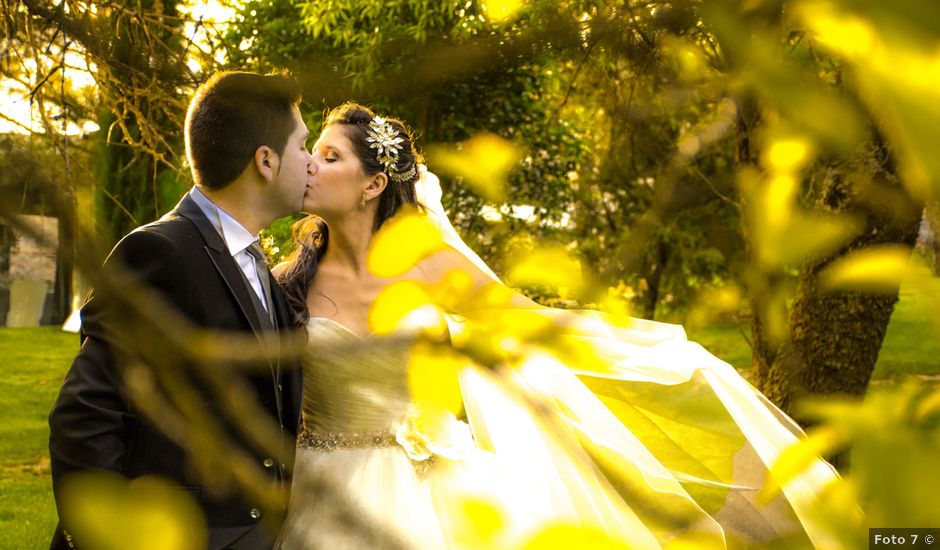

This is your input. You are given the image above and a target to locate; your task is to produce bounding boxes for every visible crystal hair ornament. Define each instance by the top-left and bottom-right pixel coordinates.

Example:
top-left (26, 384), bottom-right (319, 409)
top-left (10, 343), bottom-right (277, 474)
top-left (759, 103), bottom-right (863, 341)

top-left (366, 116), bottom-right (416, 183)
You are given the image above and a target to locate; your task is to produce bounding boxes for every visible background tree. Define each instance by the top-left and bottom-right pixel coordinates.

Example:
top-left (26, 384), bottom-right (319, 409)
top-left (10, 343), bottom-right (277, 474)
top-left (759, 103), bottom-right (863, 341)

top-left (8, 0), bottom-right (938, 411)
top-left (222, 0), bottom-right (589, 273)
top-left (10, 0), bottom-right (223, 245)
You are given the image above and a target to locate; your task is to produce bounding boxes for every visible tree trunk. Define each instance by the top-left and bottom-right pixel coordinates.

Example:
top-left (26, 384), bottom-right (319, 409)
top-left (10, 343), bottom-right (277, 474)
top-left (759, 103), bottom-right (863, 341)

top-left (924, 202), bottom-right (940, 275)
top-left (755, 163), bottom-right (922, 413)
top-left (640, 234), bottom-right (670, 320)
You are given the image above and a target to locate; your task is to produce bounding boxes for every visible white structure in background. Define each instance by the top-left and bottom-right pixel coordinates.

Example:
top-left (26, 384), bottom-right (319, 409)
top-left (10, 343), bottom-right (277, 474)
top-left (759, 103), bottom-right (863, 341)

top-left (7, 215), bottom-right (58, 327)
top-left (61, 271), bottom-right (84, 333)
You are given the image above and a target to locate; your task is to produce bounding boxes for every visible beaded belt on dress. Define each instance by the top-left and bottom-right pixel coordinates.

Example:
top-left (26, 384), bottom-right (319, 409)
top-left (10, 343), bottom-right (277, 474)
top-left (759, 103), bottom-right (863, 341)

top-left (298, 429), bottom-right (397, 451)
top-left (298, 429), bottom-right (437, 477)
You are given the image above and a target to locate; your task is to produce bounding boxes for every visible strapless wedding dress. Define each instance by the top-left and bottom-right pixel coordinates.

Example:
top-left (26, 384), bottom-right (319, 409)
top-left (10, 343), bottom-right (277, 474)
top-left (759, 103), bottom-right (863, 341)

top-left (277, 314), bottom-right (839, 549)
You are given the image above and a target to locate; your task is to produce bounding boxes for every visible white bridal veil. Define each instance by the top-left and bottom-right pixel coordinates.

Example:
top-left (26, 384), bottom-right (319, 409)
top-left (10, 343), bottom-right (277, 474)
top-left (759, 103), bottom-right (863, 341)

top-left (412, 167), bottom-right (843, 549)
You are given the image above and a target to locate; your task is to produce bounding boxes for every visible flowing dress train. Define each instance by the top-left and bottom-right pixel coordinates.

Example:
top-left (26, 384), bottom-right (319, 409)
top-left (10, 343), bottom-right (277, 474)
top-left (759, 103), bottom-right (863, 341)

top-left (277, 313), bottom-right (838, 549)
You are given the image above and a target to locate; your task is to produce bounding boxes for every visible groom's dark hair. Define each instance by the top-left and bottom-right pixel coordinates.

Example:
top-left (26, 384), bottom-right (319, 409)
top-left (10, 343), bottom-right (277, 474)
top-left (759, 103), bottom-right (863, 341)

top-left (185, 71), bottom-right (302, 190)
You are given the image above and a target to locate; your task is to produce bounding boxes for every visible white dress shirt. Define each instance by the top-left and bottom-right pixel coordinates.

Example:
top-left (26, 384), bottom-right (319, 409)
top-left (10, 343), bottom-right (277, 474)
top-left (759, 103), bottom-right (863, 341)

top-left (189, 186), bottom-right (269, 311)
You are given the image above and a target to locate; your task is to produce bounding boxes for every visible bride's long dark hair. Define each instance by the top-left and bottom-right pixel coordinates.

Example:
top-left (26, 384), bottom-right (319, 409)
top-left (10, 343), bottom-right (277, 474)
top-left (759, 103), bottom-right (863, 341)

top-left (277, 103), bottom-right (423, 327)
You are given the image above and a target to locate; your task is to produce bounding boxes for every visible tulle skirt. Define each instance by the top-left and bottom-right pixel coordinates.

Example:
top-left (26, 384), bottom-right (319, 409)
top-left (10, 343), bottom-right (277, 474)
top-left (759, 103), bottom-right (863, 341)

top-left (278, 312), bottom-right (841, 549)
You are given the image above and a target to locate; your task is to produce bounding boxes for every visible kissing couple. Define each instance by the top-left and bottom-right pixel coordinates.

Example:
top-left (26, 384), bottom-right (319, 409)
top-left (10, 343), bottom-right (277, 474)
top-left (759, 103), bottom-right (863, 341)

top-left (49, 70), bottom-right (841, 550)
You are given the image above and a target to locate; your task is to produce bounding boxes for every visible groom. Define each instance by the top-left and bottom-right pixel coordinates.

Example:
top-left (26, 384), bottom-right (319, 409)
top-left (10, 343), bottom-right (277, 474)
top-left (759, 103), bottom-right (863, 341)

top-left (48, 71), bottom-right (312, 549)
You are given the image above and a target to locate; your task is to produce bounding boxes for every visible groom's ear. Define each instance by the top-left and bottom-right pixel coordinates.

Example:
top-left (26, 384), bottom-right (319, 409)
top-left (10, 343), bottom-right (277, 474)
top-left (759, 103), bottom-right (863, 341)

top-left (254, 146), bottom-right (278, 182)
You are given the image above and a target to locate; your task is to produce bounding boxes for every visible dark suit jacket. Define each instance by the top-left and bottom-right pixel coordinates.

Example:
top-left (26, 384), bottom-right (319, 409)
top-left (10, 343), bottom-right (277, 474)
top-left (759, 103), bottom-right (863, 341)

top-left (48, 194), bottom-right (303, 550)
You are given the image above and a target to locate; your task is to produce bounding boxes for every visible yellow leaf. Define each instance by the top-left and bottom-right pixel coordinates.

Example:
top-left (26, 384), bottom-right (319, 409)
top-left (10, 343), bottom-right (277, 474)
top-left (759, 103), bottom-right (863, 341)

top-left (448, 497), bottom-right (507, 547)
top-left (367, 207), bottom-right (446, 278)
top-left (408, 342), bottom-right (467, 415)
top-left (520, 523), bottom-right (635, 550)
top-left (428, 134), bottom-right (523, 201)
top-left (755, 211), bottom-right (861, 270)
top-left (475, 282), bottom-right (517, 309)
top-left (685, 284), bottom-right (742, 329)
top-left (426, 268), bottom-right (478, 312)
top-left (483, 0), bottom-right (524, 24)
top-left (506, 246), bottom-right (583, 295)
top-left (759, 281), bottom-right (790, 345)
top-left (598, 290), bottom-right (634, 328)
top-left (59, 473), bottom-right (207, 550)
top-left (369, 280), bottom-right (443, 336)
top-left (761, 425), bottom-right (847, 503)
top-left (915, 387), bottom-right (940, 423)
top-left (763, 137), bottom-right (813, 172)
top-left (819, 245), bottom-right (912, 293)
top-left (796, 2), bottom-right (940, 201)
top-left (798, 5), bottom-right (875, 61)
top-left (661, 36), bottom-right (710, 84)
top-left (763, 174), bottom-right (798, 230)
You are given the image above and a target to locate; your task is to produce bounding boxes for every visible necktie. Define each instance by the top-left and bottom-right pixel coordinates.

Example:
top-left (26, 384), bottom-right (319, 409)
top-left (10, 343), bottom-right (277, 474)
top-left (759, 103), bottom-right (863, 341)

top-left (246, 241), bottom-right (274, 323)
top-left (247, 242), bottom-right (283, 429)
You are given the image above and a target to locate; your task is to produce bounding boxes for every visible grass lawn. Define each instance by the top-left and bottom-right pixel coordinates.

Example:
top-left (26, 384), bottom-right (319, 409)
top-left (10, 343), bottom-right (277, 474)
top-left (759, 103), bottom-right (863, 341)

top-left (3, 264), bottom-right (938, 546)
top-left (687, 260), bottom-right (940, 380)
top-left (0, 327), bottom-right (77, 549)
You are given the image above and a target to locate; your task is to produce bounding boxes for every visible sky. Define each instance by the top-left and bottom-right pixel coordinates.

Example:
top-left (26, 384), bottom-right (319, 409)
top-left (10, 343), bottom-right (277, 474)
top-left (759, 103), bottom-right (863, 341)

top-left (0, 50), bottom-right (98, 135)
top-left (0, 0), bottom-right (236, 136)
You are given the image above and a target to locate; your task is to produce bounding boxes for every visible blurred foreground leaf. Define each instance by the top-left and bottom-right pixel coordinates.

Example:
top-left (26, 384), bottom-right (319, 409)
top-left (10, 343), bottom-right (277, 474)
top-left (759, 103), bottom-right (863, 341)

top-left (520, 523), bottom-right (634, 550)
top-left (684, 284), bottom-right (743, 329)
top-left (505, 245), bottom-right (584, 298)
top-left (797, 0), bottom-right (940, 201)
top-left (428, 134), bottom-right (523, 202)
top-left (738, 163), bottom-right (863, 271)
top-left (368, 207), bottom-right (447, 278)
top-left (450, 497), bottom-right (507, 548)
top-left (483, 0), bottom-right (524, 25)
top-left (779, 381), bottom-right (940, 547)
top-left (761, 425), bottom-right (846, 503)
top-left (819, 245), bottom-right (913, 293)
top-left (408, 342), bottom-right (466, 415)
top-left (369, 280), bottom-right (441, 335)
top-left (59, 473), bottom-right (207, 550)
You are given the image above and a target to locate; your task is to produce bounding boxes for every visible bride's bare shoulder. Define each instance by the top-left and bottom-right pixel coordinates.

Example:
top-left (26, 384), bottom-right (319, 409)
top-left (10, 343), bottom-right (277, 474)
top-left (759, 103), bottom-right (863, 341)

top-left (414, 247), bottom-right (541, 309)
top-left (417, 246), bottom-right (484, 281)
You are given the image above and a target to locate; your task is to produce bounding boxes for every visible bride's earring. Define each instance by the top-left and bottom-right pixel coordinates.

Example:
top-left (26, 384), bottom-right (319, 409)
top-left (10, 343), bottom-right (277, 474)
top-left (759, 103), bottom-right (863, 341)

top-left (359, 193), bottom-right (366, 209)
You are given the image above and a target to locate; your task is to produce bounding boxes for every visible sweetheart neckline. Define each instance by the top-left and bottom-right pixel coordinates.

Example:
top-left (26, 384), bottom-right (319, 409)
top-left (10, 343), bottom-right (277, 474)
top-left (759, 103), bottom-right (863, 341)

top-left (307, 316), bottom-right (369, 340)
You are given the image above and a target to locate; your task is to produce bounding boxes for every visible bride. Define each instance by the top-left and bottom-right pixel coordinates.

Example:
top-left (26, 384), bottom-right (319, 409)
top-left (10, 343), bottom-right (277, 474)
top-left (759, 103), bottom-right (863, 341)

top-left (273, 103), bottom-right (841, 549)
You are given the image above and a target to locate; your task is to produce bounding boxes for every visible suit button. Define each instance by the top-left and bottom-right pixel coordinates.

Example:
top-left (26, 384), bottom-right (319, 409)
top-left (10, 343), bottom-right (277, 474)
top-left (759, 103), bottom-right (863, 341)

top-left (263, 458), bottom-right (274, 469)
top-left (250, 508), bottom-right (262, 520)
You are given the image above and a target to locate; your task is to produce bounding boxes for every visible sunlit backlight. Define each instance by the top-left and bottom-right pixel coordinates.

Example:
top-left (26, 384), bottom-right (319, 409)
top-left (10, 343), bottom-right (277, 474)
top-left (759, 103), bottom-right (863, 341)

top-left (179, 1), bottom-right (239, 69)
top-left (179, 0), bottom-right (237, 24)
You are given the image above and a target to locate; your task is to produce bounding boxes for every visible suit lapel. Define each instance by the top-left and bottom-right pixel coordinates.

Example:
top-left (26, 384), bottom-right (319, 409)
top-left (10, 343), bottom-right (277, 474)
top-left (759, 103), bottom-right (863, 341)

top-left (174, 194), bottom-right (269, 341)
top-left (171, 193), bottom-right (292, 432)
top-left (269, 277), bottom-right (303, 432)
